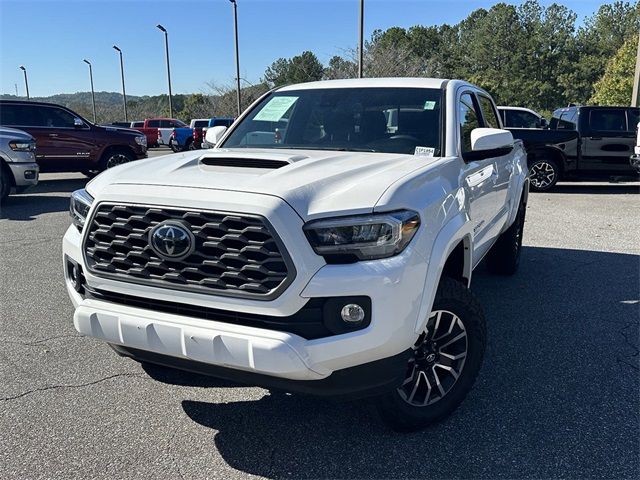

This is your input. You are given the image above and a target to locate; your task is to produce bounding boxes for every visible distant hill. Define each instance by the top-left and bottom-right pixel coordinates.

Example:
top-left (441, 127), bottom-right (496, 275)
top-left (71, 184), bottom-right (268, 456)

top-left (0, 91), bottom-right (192, 123)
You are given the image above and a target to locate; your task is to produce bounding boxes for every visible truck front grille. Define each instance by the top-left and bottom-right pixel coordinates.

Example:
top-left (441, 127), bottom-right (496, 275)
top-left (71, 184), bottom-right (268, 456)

top-left (83, 203), bottom-right (294, 299)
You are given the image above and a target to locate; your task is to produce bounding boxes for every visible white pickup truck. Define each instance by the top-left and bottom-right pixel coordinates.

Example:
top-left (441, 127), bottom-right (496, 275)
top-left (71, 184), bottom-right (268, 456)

top-left (64, 78), bottom-right (528, 431)
top-left (631, 122), bottom-right (640, 172)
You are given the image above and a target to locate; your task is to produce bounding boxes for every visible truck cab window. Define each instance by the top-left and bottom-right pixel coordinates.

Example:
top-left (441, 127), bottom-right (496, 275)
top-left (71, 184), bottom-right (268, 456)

top-left (589, 110), bottom-right (626, 132)
top-left (478, 96), bottom-right (500, 128)
top-left (459, 93), bottom-right (480, 153)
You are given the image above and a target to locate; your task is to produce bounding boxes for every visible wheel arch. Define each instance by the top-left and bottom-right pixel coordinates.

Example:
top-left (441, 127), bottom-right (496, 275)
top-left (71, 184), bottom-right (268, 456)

top-left (527, 146), bottom-right (566, 173)
top-left (100, 144), bottom-right (136, 161)
top-left (414, 215), bottom-right (474, 334)
top-left (0, 156), bottom-right (16, 187)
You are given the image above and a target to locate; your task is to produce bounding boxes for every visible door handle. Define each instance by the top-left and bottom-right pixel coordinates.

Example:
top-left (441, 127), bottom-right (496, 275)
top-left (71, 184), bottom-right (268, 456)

top-left (49, 133), bottom-right (59, 137)
top-left (590, 137), bottom-right (602, 140)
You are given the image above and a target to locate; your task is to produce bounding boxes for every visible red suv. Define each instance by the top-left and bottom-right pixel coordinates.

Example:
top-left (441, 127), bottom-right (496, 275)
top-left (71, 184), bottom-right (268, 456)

top-left (0, 100), bottom-right (147, 174)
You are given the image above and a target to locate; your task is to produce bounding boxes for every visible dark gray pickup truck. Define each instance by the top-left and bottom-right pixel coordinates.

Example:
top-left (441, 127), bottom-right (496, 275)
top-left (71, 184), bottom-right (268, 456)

top-left (509, 105), bottom-right (640, 191)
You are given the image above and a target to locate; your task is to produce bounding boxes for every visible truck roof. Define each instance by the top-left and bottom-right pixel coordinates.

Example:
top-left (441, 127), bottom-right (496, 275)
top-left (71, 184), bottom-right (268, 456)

top-left (277, 77), bottom-right (450, 91)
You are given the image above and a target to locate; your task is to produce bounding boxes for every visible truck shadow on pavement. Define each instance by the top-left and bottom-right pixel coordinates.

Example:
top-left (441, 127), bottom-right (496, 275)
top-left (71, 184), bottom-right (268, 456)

top-left (169, 246), bottom-right (639, 479)
top-left (0, 177), bottom-right (87, 221)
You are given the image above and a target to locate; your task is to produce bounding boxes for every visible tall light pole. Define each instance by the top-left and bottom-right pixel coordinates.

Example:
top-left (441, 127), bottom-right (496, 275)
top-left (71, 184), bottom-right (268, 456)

top-left (230, 0), bottom-right (241, 116)
top-left (112, 45), bottom-right (128, 122)
top-left (19, 65), bottom-right (29, 99)
top-left (358, 0), bottom-right (364, 78)
top-left (83, 59), bottom-right (97, 123)
top-left (156, 24), bottom-right (173, 118)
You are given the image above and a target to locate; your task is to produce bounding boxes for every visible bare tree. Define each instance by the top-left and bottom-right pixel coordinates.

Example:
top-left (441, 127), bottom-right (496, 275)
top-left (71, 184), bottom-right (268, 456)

top-left (205, 81), bottom-right (270, 117)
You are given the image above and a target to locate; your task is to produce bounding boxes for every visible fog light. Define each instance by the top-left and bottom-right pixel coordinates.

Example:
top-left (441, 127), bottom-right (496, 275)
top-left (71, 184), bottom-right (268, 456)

top-left (66, 257), bottom-right (85, 294)
top-left (24, 170), bottom-right (36, 180)
top-left (340, 303), bottom-right (365, 323)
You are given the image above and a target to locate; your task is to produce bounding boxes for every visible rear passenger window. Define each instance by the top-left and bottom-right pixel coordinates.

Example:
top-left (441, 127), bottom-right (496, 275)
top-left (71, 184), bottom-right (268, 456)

top-left (148, 120), bottom-right (160, 128)
top-left (477, 95), bottom-right (500, 128)
top-left (459, 93), bottom-right (481, 153)
top-left (0, 104), bottom-right (19, 125)
top-left (0, 104), bottom-right (38, 126)
top-left (589, 109), bottom-right (627, 132)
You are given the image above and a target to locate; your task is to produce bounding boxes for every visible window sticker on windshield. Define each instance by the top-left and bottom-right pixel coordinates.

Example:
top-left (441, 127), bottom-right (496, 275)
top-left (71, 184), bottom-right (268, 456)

top-left (253, 96), bottom-right (298, 122)
top-left (415, 146), bottom-right (435, 157)
top-left (423, 100), bottom-right (436, 110)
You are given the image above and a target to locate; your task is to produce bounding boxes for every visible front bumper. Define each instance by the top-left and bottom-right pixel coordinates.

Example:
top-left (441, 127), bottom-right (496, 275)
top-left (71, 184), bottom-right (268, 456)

top-left (63, 186), bottom-right (428, 393)
top-left (133, 144), bottom-right (147, 159)
top-left (7, 162), bottom-right (39, 187)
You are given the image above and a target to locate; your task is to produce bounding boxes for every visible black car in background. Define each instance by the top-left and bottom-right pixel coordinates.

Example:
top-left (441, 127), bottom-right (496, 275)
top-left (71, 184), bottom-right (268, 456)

top-left (508, 105), bottom-right (640, 191)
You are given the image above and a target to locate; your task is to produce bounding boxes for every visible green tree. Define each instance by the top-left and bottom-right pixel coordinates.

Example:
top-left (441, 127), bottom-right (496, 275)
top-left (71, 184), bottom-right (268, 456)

top-left (264, 51), bottom-right (324, 87)
top-left (590, 36), bottom-right (638, 106)
top-left (562, 1), bottom-right (640, 102)
top-left (323, 55), bottom-right (357, 79)
top-left (179, 93), bottom-right (215, 120)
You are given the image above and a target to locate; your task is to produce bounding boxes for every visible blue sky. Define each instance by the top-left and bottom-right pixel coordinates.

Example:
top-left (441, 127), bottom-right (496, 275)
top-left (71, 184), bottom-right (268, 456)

top-left (1, 0), bottom-right (604, 97)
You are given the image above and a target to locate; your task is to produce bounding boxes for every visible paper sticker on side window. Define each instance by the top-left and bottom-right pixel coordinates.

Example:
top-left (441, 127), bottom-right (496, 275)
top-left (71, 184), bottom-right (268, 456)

top-left (415, 146), bottom-right (435, 157)
top-left (253, 96), bottom-right (298, 122)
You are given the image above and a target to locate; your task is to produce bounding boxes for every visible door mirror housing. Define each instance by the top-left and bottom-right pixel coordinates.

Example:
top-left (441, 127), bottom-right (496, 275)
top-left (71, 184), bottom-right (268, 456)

top-left (539, 117), bottom-right (548, 129)
top-left (73, 117), bottom-right (85, 128)
top-left (463, 128), bottom-right (514, 162)
top-left (205, 125), bottom-right (227, 146)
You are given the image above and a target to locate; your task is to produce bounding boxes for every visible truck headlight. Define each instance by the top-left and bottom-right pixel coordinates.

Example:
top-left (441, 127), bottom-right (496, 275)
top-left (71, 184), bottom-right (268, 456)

top-left (9, 140), bottom-right (36, 152)
top-left (134, 135), bottom-right (147, 147)
top-left (70, 189), bottom-right (94, 231)
top-left (304, 210), bottom-right (420, 263)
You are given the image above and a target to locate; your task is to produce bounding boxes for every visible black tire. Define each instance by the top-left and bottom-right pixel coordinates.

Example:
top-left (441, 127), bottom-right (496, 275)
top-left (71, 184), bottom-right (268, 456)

top-left (186, 138), bottom-right (196, 151)
top-left (99, 149), bottom-right (134, 172)
top-left (169, 139), bottom-right (181, 153)
top-left (485, 198), bottom-right (526, 275)
top-left (375, 277), bottom-right (486, 432)
top-left (0, 163), bottom-right (12, 202)
top-left (528, 157), bottom-right (559, 192)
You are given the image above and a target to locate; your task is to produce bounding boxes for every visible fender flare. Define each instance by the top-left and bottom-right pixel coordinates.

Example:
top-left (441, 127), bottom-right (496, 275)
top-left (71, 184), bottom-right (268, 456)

top-left (528, 145), bottom-right (567, 170)
top-left (414, 213), bottom-right (474, 333)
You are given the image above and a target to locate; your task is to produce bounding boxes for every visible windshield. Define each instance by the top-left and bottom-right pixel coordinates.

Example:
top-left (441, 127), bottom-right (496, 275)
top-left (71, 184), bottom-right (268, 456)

top-left (221, 87), bottom-right (443, 155)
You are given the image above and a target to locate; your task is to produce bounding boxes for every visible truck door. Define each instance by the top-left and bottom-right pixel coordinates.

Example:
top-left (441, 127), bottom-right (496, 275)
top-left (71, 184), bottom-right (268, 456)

top-left (582, 108), bottom-right (637, 173)
top-left (458, 92), bottom-right (500, 261)
top-left (476, 94), bottom-right (511, 215)
top-left (36, 105), bottom-right (95, 171)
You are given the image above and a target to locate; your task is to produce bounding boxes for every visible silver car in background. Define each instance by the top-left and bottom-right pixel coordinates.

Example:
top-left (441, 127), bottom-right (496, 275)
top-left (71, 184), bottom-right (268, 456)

top-left (0, 126), bottom-right (39, 201)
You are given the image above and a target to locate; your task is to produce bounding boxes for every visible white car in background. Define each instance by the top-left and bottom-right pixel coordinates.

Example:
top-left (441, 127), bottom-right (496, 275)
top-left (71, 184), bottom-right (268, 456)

top-left (64, 78), bottom-right (528, 431)
top-left (631, 121), bottom-right (640, 172)
top-left (498, 106), bottom-right (547, 129)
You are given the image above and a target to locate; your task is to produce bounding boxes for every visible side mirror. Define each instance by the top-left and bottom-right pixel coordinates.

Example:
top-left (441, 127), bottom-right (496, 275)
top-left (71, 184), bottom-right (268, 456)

top-left (73, 117), bottom-right (85, 128)
top-left (205, 125), bottom-right (227, 146)
top-left (464, 128), bottom-right (514, 161)
top-left (539, 118), bottom-right (548, 129)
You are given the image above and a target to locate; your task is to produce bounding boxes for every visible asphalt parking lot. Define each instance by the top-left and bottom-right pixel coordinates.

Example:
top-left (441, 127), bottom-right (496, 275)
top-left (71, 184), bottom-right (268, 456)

top-left (1, 148), bottom-right (638, 479)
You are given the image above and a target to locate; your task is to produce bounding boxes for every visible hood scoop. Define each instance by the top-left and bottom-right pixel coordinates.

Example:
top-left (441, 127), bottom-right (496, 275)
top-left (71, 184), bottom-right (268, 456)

top-left (200, 156), bottom-right (290, 169)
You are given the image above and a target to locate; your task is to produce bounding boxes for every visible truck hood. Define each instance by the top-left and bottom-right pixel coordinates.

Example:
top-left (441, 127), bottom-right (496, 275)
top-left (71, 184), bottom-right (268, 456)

top-left (86, 148), bottom-right (439, 219)
top-left (0, 126), bottom-right (34, 141)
